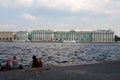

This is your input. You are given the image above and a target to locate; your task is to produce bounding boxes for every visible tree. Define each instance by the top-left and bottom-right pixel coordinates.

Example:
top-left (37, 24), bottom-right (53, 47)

top-left (115, 35), bottom-right (120, 42)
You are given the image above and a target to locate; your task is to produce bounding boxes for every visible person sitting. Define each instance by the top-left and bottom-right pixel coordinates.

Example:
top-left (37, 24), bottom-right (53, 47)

top-left (0, 59), bottom-right (6, 71)
top-left (32, 55), bottom-right (39, 68)
top-left (5, 59), bottom-right (12, 70)
top-left (38, 57), bottom-right (43, 67)
top-left (12, 56), bottom-right (18, 69)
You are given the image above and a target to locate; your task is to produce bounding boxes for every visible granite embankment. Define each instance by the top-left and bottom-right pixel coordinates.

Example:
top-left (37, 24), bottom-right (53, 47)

top-left (0, 60), bottom-right (120, 80)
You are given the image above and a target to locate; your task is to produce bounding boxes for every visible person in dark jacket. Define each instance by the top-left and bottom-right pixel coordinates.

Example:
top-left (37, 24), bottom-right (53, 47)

top-left (32, 55), bottom-right (39, 68)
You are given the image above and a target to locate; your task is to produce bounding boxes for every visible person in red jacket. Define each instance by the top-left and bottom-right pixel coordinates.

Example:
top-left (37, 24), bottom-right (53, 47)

top-left (38, 57), bottom-right (43, 67)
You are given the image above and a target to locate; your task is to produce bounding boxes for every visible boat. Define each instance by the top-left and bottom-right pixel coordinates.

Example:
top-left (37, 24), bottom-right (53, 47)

top-left (63, 40), bottom-right (76, 43)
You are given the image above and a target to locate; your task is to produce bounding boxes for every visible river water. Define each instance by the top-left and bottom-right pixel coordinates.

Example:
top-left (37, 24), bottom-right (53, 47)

top-left (0, 42), bottom-right (120, 66)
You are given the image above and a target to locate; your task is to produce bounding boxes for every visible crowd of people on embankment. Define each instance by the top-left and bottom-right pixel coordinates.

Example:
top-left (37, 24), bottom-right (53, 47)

top-left (0, 55), bottom-right (43, 71)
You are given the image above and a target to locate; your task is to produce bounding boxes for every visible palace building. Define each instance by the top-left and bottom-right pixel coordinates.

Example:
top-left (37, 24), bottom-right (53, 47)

top-left (15, 31), bottom-right (29, 42)
top-left (53, 29), bottom-right (114, 42)
top-left (0, 29), bottom-right (114, 42)
top-left (92, 29), bottom-right (114, 42)
top-left (0, 32), bottom-right (15, 42)
top-left (54, 30), bottom-right (93, 42)
top-left (30, 30), bottom-right (53, 42)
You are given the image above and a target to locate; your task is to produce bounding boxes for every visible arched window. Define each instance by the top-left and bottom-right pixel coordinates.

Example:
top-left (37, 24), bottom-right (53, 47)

top-left (6, 38), bottom-right (8, 40)
top-left (10, 38), bottom-right (12, 41)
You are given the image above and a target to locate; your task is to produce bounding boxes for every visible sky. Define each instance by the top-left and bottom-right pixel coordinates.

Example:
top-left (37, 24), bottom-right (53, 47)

top-left (0, 0), bottom-right (120, 35)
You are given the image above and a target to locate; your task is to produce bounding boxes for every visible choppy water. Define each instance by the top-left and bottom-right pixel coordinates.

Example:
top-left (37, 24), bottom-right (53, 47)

top-left (0, 42), bottom-right (120, 66)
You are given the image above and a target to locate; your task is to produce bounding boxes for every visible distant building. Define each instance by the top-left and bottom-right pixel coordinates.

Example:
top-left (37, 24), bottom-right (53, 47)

top-left (76, 31), bottom-right (93, 42)
top-left (0, 32), bottom-right (15, 42)
top-left (54, 29), bottom-right (114, 42)
top-left (15, 31), bottom-right (29, 42)
top-left (92, 29), bottom-right (114, 42)
top-left (0, 29), bottom-right (115, 43)
top-left (30, 30), bottom-right (54, 42)
top-left (54, 30), bottom-right (93, 42)
top-left (54, 30), bottom-right (76, 42)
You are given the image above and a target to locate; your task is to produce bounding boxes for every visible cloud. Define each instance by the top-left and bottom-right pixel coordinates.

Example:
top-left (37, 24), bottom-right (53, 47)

top-left (14, 0), bottom-right (33, 7)
top-left (0, 24), bottom-right (16, 31)
top-left (0, 0), bottom-right (9, 7)
top-left (0, 0), bottom-right (119, 13)
top-left (22, 13), bottom-right (46, 21)
top-left (0, 0), bottom-right (33, 7)
top-left (22, 13), bottom-right (37, 20)
top-left (0, 24), bottom-right (15, 28)
top-left (33, 0), bottom-right (105, 12)
top-left (81, 18), bottom-right (93, 22)
top-left (57, 23), bottom-right (70, 27)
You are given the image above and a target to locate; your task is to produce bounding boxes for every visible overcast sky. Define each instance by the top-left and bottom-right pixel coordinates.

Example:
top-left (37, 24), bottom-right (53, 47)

top-left (0, 0), bottom-right (120, 35)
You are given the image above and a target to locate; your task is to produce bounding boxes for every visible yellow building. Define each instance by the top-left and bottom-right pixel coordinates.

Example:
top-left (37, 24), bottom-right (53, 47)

top-left (0, 32), bottom-right (15, 42)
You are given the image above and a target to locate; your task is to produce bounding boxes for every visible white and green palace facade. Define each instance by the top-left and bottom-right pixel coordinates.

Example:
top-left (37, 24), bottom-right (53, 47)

top-left (54, 29), bottom-right (114, 42)
top-left (92, 30), bottom-right (114, 42)
top-left (0, 29), bottom-right (114, 42)
top-left (30, 30), bottom-right (53, 42)
top-left (54, 30), bottom-right (93, 42)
